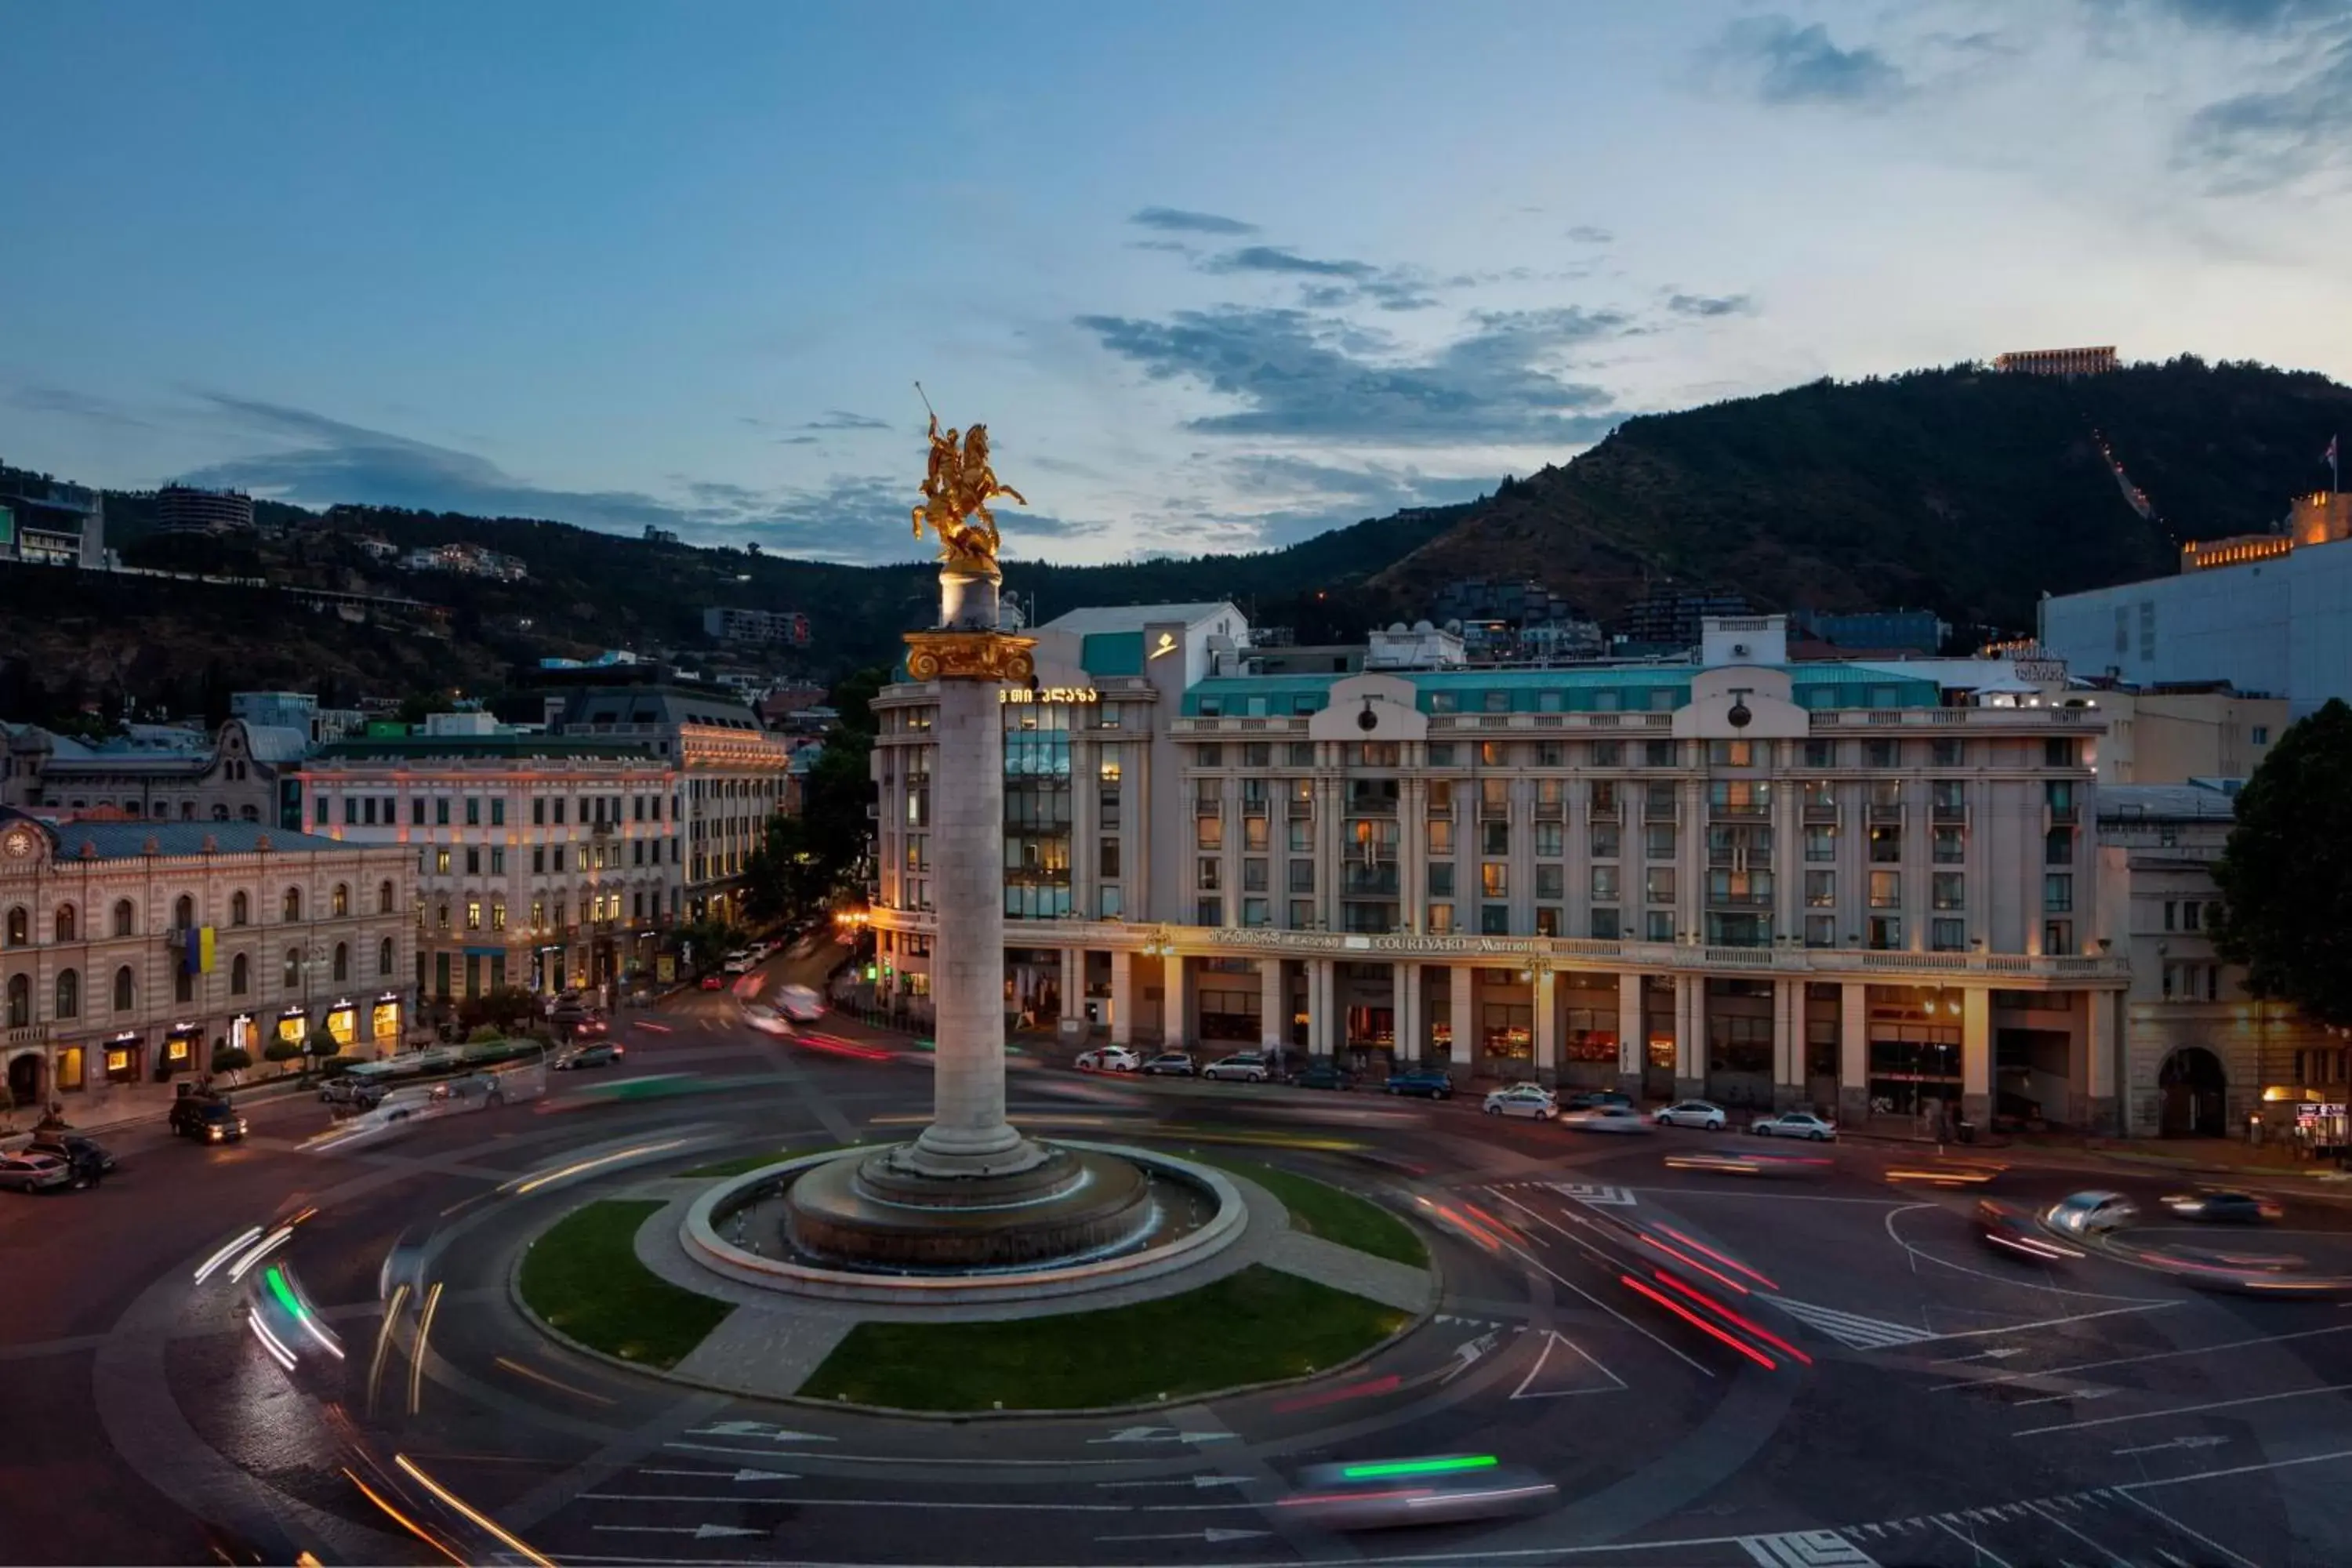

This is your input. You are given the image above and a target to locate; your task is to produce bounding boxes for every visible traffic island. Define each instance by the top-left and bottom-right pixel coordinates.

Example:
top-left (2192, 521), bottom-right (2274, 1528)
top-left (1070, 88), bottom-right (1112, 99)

top-left (509, 1154), bottom-right (1436, 1413)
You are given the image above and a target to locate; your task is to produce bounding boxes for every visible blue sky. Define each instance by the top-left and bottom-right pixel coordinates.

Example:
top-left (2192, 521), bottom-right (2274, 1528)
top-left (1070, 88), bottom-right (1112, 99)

top-left (5, 0), bottom-right (2350, 565)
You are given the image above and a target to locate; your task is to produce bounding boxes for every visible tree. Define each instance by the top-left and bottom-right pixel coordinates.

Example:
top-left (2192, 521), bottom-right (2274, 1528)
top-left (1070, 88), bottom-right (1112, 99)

top-left (263, 1036), bottom-right (305, 1073)
top-left (2212, 699), bottom-right (2352, 1028)
top-left (304, 1028), bottom-right (343, 1066)
top-left (210, 1042), bottom-right (252, 1076)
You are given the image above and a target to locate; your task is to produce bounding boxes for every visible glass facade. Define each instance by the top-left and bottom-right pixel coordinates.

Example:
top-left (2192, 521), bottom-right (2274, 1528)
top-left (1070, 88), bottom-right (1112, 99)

top-left (1004, 702), bottom-right (1073, 918)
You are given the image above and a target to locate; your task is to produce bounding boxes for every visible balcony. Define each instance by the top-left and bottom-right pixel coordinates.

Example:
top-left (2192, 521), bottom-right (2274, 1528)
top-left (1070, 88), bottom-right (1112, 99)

top-left (1931, 802), bottom-right (1967, 825)
top-left (1534, 798), bottom-right (1565, 822)
top-left (1587, 799), bottom-right (1623, 824)
top-left (1347, 796), bottom-right (1400, 818)
top-left (1708, 802), bottom-right (1769, 821)
top-left (1867, 804), bottom-right (1904, 827)
top-left (1642, 800), bottom-right (1679, 825)
top-left (1477, 800), bottom-right (1510, 822)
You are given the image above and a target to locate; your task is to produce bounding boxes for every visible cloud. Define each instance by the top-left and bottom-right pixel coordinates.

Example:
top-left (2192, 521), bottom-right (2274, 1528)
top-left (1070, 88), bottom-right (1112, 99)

top-left (171, 390), bottom-right (1083, 565)
top-left (2179, 34), bottom-right (2352, 187)
top-left (2136, 0), bottom-right (2344, 30)
top-left (1705, 15), bottom-right (1908, 106)
top-left (1129, 205), bottom-right (1259, 236)
top-left (1074, 304), bottom-right (1628, 445)
top-left (1667, 292), bottom-right (1756, 318)
top-left (1200, 245), bottom-right (1439, 311)
top-left (1565, 225), bottom-right (1614, 244)
top-left (800, 409), bottom-right (891, 430)
top-left (5, 383), bottom-right (159, 430)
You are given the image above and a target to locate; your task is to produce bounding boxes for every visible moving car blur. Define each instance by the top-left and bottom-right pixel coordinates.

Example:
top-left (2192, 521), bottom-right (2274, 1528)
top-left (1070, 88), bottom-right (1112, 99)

top-left (1280, 1455), bottom-right (1557, 1530)
top-left (2162, 1189), bottom-right (2283, 1223)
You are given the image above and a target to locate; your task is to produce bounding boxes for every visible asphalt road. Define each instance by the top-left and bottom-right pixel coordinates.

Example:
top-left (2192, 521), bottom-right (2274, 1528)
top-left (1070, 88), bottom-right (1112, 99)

top-left (9, 964), bottom-right (2352, 1567)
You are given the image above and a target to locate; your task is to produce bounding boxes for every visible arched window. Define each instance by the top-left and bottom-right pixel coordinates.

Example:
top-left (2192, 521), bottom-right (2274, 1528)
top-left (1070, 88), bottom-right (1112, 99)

top-left (54, 904), bottom-right (75, 942)
top-left (239, 804), bottom-right (259, 822)
top-left (112, 965), bottom-right (134, 1012)
top-left (54, 968), bottom-right (78, 1019)
top-left (212, 804), bottom-right (229, 821)
top-left (176, 965), bottom-right (193, 1004)
top-left (4, 906), bottom-right (24, 947)
top-left (332, 942), bottom-right (348, 982)
top-left (282, 887), bottom-right (301, 923)
top-left (181, 800), bottom-right (196, 821)
top-left (377, 936), bottom-right (394, 977)
top-left (378, 880), bottom-right (394, 916)
top-left (231, 891), bottom-right (249, 927)
top-left (284, 947), bottom-right (301, 989)
top-left (231, 953), bottom-right (249, 996)
top-left (112, 899), bottom-right (136, 938)
top-left (5, 974), bottom-right (27, 1027)
top-left (173, 894), bottom-right (195, 931)
top-left (332, 884), bottom-right (350, 918)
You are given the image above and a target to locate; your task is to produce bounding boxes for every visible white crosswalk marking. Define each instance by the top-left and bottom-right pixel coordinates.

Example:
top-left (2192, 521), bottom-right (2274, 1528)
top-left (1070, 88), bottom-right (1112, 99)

top-left (1547, 1181), bottom-right (1638, 1207)
top-left (1739, 1530), bottom-right (1880, 1567)
top-left (1767, 1297), bottom-right (1936, 1350)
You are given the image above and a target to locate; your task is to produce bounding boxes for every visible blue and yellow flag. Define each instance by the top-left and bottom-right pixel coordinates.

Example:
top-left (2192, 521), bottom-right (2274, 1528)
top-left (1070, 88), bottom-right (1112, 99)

top-left (185, 926), bottom-right (216, 975)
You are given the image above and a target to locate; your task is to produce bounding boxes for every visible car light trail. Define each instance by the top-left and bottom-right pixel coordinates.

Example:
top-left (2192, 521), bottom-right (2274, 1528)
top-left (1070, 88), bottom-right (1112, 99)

top-left (194, 1225), bottom-right (264, 1284)
top-left (227, 1225), bottom-right (295, 1283)
top-left (393, 1454), bottom-right (557, 1568)
top-left (263, 1266), bottom-right (345, 1359)
top-left (1338, 1454), bottom-right (1499, 1480)
top-left (1649, 1270), bottom-right (1812, 1365)
top-left (1651, 1223), bottom-right (1779, 1290)
top-left (408, 1280), bottom-right (444, 1416)
top-left (247, 1309), bottom-right (298, 1371)
top-left (1639, 1233), bottom-right (1751, 1295)
top-left (794, 1032), bottom-right (894, 1061)
top-left (343, 1467), bottom-right (465, 1566)
top-left (1272, 1373), bottom-right (1403, 1413)
top-left (1618, 1274), bottom-right (1778, 1370)
top-left (494, 1354), bottom-right (615, 1405)
top-left (368, 1283), bottom-right (409, 1414)
top-left (507, 1138), bottom-right (691, 1195)
top-left (633, 1020), bottom-right (673, 1033)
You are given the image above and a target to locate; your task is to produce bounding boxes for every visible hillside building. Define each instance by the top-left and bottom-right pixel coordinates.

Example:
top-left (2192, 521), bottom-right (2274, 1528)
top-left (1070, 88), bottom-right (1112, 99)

top-left (1795, 609), bottom-right (1947, 655)
top-left (2039, 492), bottom-right (2352, 717)
top-left (1994, 346), bottom-right (2118, 377)
top-left (0, 811), bottom-right (416, 1119)
top-left (398, 542), bottom-right (528, 581)
top-left (0, 474), bottom-right (104, 568)
top-left (703, 606), bottom-right (811, 647)
top-left (1612, 590), bottom-right (1751, 653)
top-left (154, 484), bottom-right (256, 536)
top-left (866, 607), bottom-right (2135, 1134)
top-left (5, 714), bottom-right (310, 826)
top-left (2079, 683), bottom-right (2286, 786)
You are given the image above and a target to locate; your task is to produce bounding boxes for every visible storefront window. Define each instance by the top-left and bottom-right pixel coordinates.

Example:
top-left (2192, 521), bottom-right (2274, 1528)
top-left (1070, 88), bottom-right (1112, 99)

top-left (327, 1007), bottom-right (357, 1048)
top-left (278, 1011), bottom-right (307, 1046)
top-left (56, 1046), bottom-right (84, 1092)
top-left (372, 1000), bottom-right (401, 1043)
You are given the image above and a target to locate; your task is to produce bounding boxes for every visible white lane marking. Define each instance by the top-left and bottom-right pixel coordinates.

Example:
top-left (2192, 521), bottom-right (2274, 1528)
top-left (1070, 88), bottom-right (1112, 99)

top-left (1088, 1425), bottom-right (1237, 1444)
top-left (2019, 1381), bottom-right (2352, 1436)
top-left (1096, 1474), bottom-right (1252, 1490)
top-left (1632, 1188), bottom-right (1909, 1204)
top-left (2025, 1499), bottom-right (2129, 1566)
top-left (681, 1421), bottom-right (834, 1443)
top-left (1480, 1192), bottom-right (1714, 1377)
top-left (1882, 1203), bottom-right (2172, 1301)
top-left (1768, 1298), bottom-right (1936, 1350)
top-left (2013, 1388), bottom-right (2118, 1409)
top-left (1935, 1346), bottom-right (2029, 1365)
top-left (1903, 1302), bottom-right (2182, 1347)
top-left (1937, 1323), bottom-right (2352, 1392)
top-left (637, 1468), bottom-right (799, 1483)
top-left (593, 1523), bottom-right (761, 1540)
top-left (585, 1493), bottom-right (1266, 1513)
top-left (662, 1442), bottom-right (1138, 1467)
top-left (2116, 1493), bottom-right (2261, 1568)
top-left (1933, 1515), bottom-right (2016, 1568)
top-left (1510, 1330), bottom-right (1628, 1400)
top-left (1737, 1530), bottom-right (1879, 1566)
top-left (1548, 1181), bottom-right (1638, 1207)
top-left (2113, 1436), bottom-right (2229, 1458)
top-left (1097, 1527), bottom-right (1271, 1544)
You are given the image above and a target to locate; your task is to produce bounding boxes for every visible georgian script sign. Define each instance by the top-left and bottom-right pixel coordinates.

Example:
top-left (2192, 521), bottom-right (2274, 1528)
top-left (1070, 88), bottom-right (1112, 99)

top-left (1000, 687), bottom-right (1099, 705)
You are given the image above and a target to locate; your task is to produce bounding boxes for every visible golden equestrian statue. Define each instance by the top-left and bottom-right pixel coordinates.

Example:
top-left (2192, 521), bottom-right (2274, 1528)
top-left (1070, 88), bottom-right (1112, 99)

top-left (912, 397), bottom-right (1027, 575)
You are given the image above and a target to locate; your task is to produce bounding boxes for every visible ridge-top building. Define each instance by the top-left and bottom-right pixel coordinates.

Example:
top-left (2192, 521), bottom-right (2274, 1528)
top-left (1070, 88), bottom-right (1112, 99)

top-left (868, 607), bottom-right (2132, 1134)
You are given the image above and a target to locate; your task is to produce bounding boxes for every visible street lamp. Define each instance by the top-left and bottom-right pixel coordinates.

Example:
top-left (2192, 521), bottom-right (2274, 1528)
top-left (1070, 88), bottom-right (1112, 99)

top-left (1140, 925), bottom-right (1179, 963)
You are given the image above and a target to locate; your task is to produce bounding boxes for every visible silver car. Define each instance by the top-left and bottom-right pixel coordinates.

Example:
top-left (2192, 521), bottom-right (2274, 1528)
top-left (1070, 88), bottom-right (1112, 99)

top-left (0, 1152), bottom-right (77, 1193)
top-left (1483, 1084), bottom-right (1559, 1120)
top-left (1202, 1053), bottom-right (1271, 1083)
top-left (1562, 1105), bottom-right (1653, 1135)
top-left (1653, 1099), bottom-right (1727, 1131)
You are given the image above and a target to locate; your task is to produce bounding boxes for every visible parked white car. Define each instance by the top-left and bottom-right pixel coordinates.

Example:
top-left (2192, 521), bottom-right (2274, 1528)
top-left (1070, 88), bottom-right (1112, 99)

top-left (0, 1151), bottom-right (77, 1193)
top-left (1750, 1111), bottom-right (1838, 1142)
top-left (1075, 1046), bottom-right (1141, 1073)
top-left (1562, 1105), bottom-right (1653, 1135)
top-left (1653, 1099), bottom-right (1728, 1131)
top-left (1483, 1083), bottom-right (1560, 1120)
top-left (1201, 1052), bottom-right (1272, 1083)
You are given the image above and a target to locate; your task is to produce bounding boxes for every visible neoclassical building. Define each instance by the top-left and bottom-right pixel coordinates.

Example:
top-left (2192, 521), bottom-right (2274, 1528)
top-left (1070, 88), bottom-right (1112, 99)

top-left (868, 608), bottom-right (2136, 1133)
top-left (0, 811), bottom-right (416, 1116)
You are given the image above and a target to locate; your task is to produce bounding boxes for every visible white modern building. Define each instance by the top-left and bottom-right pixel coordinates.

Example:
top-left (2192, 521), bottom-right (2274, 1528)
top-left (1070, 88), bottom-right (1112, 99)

top-left (869, 608), bottom-right (2132, 1133)
top-left (2040, 493), bottom-right (2352, 718)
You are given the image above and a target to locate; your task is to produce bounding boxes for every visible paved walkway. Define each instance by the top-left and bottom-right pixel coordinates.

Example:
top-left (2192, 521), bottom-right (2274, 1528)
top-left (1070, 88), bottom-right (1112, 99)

top-left (597, 1160), bottom-right (1435, 1403)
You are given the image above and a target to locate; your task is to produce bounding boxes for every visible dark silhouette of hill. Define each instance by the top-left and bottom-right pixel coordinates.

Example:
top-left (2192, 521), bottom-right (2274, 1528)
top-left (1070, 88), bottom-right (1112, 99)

top-left (1372, 358), bottom-right (2352, 634)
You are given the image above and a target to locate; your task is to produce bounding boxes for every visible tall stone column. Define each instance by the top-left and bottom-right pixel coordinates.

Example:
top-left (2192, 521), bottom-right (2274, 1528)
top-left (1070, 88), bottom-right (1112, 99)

top-left (1259, 956), bottom-right (1285, 1053)
top-left (1109, 948), bottom-right (1134, 1047)
top-left (1675, 971), bottom-right (1706, 1099)
top-left (1397, 962), bottom-right (1425, 1064)
top-left (1838, 979), bottom-right (1869, 1126)
top-left (1532, 966), bottom-right (1559, 1087)
top-left (1772, 977), bottom-right (1804, 1110)
top-left (900, 566), bottom-right (1041, 1178)
top-left (1961, 985), bottom-right (1991, 1131)
top-left (2087, 987), bottom-right (2119, 1134)
top-left (1450, 962), bottom-right (1477, 1073)
top-left (1617, 973), bottom-right (1644, 1098)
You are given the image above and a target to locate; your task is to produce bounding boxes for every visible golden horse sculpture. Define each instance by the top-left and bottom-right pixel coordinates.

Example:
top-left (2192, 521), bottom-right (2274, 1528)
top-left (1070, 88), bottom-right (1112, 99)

top-left (913, 414), bottom-right (1026, 574)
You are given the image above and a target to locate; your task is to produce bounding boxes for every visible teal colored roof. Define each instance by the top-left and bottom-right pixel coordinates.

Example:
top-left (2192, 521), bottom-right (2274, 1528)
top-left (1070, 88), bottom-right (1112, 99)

top-left (8, 815), bottom-right (353, 860)
top-left (1080, 631), bottom-right (1144, 679)
top-left (1179, 664), bottom-right (1944, 717)
top-left (312, 735), bottom-right (655, 760)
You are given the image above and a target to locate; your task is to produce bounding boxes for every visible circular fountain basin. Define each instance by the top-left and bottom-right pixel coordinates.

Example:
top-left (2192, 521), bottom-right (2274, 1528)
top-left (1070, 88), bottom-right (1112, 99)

top-left (683, 1141), bottom-right (1247, 1305)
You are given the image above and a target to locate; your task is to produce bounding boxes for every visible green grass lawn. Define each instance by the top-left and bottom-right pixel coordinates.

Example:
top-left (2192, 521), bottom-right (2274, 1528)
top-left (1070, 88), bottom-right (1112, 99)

top-left (1192, 1156), bottom-right (1429, 1268)
top-left (517, 1200), bottom-right (735, 1368)
top-left (798, 1264), bottom-right (1406, 1411)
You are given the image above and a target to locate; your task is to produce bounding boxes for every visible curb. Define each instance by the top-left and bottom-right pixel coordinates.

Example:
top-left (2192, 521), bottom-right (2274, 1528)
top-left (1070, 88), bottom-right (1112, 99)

top-left (507, 1173), bottom-right (1443, 1422)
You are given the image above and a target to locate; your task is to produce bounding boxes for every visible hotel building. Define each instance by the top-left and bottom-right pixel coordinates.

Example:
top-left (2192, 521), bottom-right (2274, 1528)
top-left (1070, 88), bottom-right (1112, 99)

top-left (869, 607), bottom-right (2135, 1133)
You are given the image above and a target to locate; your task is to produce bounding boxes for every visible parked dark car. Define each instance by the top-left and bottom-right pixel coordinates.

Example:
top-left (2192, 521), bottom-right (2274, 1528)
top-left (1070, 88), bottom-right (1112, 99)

top-left (2162, 1190), bottom-right (2283, 1224)
top-left (1385, 1068), bottom-right (1454, 1100)
top-left (27, 1134), bottom-right (116, 1180)
top-left (1290, 1061), bottom-right (1357, 1091)
top-left (1563, 1090), bottom-right (1633, 1112)
top-left (169, 1095), bottom-right (249, 1143)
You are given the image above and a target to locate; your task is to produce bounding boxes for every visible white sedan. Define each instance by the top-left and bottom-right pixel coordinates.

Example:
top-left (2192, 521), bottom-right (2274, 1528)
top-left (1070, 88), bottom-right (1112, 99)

top-left (0, 1151), bottom-right (76, 1193)
top-left (1750, 1111), bottom-right (1838, 1142)
top-left (1075, 1047), bottom-right (1140, 1073)
top-left (1202, 1052), bottom-right (1272, 1083)
top-left (1562, 1105), bottom-right (1653, 1135)
top-left (742, 1002), bottom-right (796, 1036)
top-left (1653, 1099), bottom-right (1728, 1131)
top-left (1483, 1083), bottom-right (1560, 1120)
